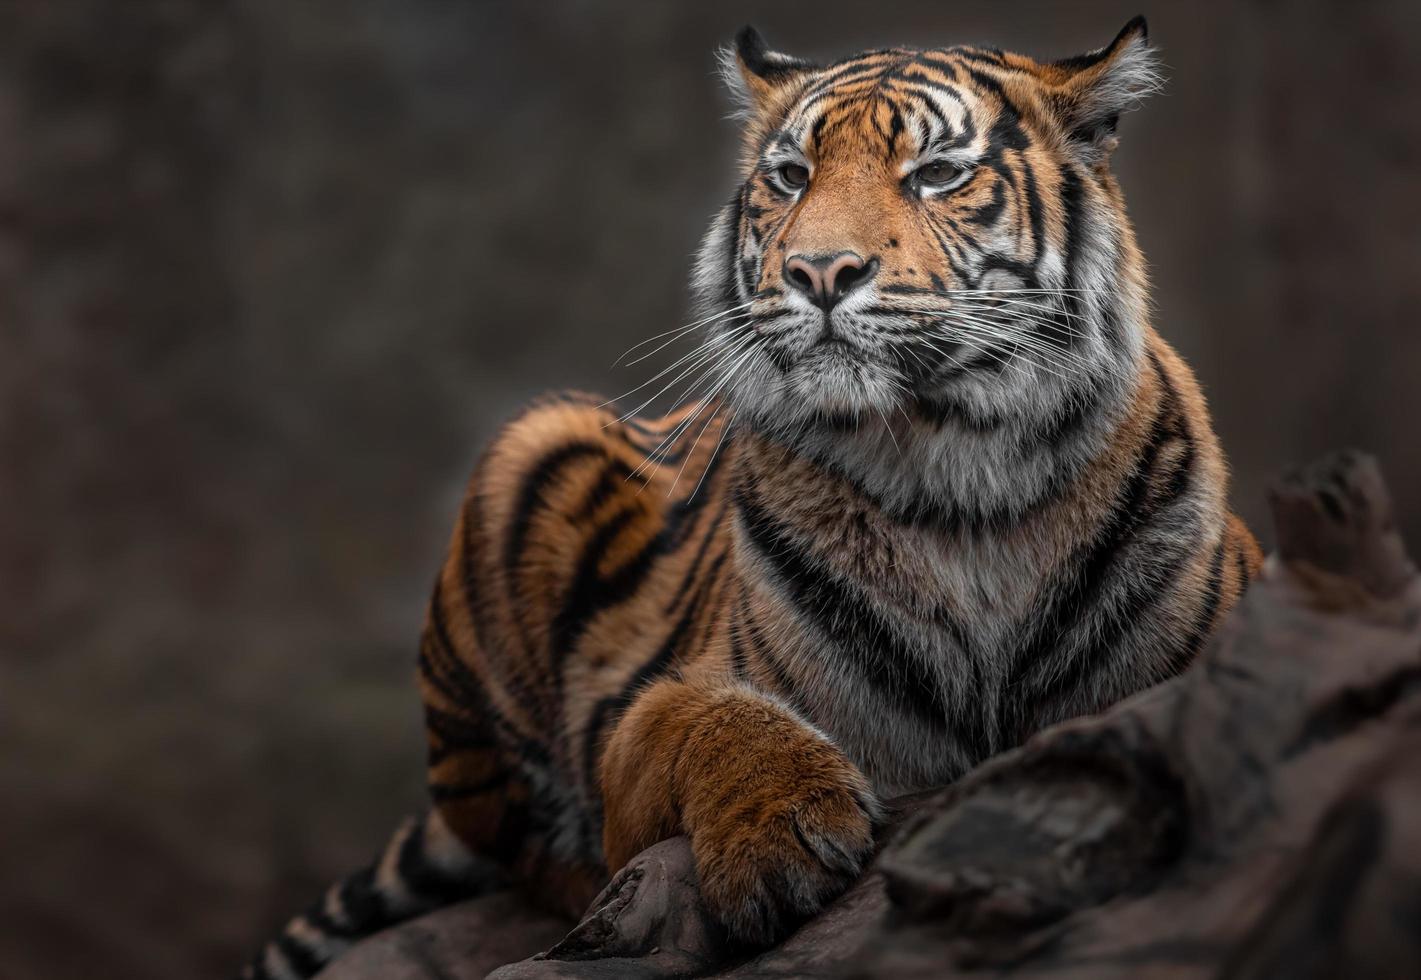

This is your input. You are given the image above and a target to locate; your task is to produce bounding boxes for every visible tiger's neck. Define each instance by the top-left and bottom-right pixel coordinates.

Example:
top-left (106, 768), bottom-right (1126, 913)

top-left (732, 345), bottom-right (1146, 539)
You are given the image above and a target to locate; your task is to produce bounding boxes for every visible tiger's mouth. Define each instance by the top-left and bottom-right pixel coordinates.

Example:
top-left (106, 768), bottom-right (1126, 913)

top-left (759, 318), bottom-right (877, 373)
top-left (809, 334), bottom-right (855, 352)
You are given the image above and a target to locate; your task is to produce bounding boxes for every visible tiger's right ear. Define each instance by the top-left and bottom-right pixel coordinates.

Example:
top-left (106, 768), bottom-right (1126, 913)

top-left (718, 26), bottom-right (817, 119)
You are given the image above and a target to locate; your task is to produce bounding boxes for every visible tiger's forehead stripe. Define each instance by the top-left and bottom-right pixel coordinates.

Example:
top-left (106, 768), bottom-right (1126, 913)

top-left (752, 47), bottom-right (1034, 171)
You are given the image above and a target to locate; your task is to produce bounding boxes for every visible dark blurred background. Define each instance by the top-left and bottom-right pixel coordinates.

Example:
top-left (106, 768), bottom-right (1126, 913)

top-left (1, 1), bottom-right (1417, 977)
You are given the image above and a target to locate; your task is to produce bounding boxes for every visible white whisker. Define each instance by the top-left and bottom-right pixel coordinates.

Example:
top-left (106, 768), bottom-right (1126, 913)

top-left (626, 332), bottom-right (760, 480)
top-left (689, 408), bottom-right (736, 502)
top-left (663, 341), bottom-right (762, 495)
top-left (612, 302), bottom-right (754, 366)
top-left (622, 311), bottom-right (753, 367)
top-left (603, 327), bottom-right (751, 423)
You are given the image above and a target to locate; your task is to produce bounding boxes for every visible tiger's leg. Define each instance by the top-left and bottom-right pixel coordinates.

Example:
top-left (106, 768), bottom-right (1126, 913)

top-left (419, 588), bottom-right (606, 920)
top-left (600, 679), bottom-right (880, 945)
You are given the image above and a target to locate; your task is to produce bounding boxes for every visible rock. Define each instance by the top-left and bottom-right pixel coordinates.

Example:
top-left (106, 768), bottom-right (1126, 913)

top-left (322, 451), bottom-right (1421, 979)
top-left (485, 838), bottom-right (726, 980)
top-left (316, 892), bottom-right (568, 980)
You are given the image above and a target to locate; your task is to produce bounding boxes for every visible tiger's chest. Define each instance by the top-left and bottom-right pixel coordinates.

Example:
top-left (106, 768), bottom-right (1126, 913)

top-left (732, 490), bottom-right (1069, 795)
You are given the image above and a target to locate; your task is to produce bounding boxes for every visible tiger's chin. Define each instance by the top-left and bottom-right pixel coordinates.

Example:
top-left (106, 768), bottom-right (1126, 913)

top-left (736, 342), bottom-right (907, 432)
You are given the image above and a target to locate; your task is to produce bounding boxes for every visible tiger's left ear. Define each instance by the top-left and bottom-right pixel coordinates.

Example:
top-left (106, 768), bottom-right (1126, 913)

top-left (1045, 16), bottom-right (1162, 163)
top-left (719, 26), bottom-right (817, 119)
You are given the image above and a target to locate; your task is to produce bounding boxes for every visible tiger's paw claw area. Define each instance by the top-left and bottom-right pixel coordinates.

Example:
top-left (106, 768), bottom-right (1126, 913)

top-left (687, 749), bottom-right (878, 946)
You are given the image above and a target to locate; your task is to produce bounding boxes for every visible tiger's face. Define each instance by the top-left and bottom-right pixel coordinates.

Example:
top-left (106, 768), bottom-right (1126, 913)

top-left (694, 21), bottom-right (1159, 437)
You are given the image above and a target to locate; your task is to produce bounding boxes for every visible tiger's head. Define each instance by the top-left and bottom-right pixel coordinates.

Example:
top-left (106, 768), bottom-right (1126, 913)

top-left (694, 19), bottom-right (1161, 441)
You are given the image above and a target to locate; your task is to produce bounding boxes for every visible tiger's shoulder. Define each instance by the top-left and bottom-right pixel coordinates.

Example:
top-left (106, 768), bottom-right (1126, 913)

top-left (446, 391), bottom-right (735, 665)
top-left (470, 391), bottom-right (730, 536)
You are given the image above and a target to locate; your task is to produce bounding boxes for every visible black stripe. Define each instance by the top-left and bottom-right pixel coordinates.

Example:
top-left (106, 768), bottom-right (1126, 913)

top-left (335, 866), bottom-right (387, 933)
top-left (1235, 541), bottom-right (1252, 591)
top-left (420, 631), bottom-right (498, 740)
top-left (886, 102), bottom-right (906, 161)
top-left (734, 485), bottom-right (954, 733)
top-left (624, 405), bottom-right (717, 467)
top-left (568, 457), bottom-right (645, 522)
top-left (423, 703), bottom-right (498, 754)
top-left (459, 487), bottom-right (492, 658)
top-left (998, 367), bottom-right (1190, 744)
top-left (425, 580), bottom-right (493, 712)
top-left (729, 185), bottom-right (750, 300)
top-left (1164, 537), bottom-right (1228, 676)
top-left (966, 69), bottom-right (1024, 139)
top-left (550, 437), bottom-right (729, 669)
top-left (964, 178), bottom-right (1006, 227)
top-left (918, 51), bottom-right (961, 83)
top-left (798, 58), bottom-right (900, 102)
top-left (1049, 420), bottom-right (1202, 695)
top-left (417, 641), bottom-right (471, 718)
top-left (891, 67), bottom-right (969, 110)
top-left (952, 46), bottom-right (1008, 68)
top-left (619, 413), bottom-right (660, 438)
top-left (298, 891), bottom-right (353, 937)
top-left (1034, 375), bottom-right (1107, 451)
top-left (272, 933), bottom-right (324, 979)
top-left (503, 441), bottom-right (605, 579)
top-left (1067, 360), bottom-right (1184, 578)
top-left (810, 112), bottom-right (829, 155)
top-left (886, 78), bottom-right (957, 142)
top-left (1025, 523), bottom-right (1199, 726)
top-left (633, 415), bottom-right (705, 469)
top-left (423, 584), bottom-right (553, 771)
top-left (738, 589), bottom-right (816, 721)
top-left (1053, 165), bottom-right (1089, 347)
top-left (1147, 350), bottom-right (1197, 475)
top-left (301, 897), bottom-right (359, 941)
top-left (665, 499), bottom-right (729, 613)
top-left (549, 505), bottom-right (641, 657)
top-left (397, 819), bottom-right (479, 905)
top-left (580, 552), bottom-right (726, 790)
top-left (423, 581), bottom-right (543, 759)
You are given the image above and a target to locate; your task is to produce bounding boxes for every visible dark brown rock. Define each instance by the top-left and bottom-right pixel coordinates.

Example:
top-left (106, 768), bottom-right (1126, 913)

top-left (485, 838), bottom-right (728, 980)
top-left (315, 892), bottom-right (568, 980)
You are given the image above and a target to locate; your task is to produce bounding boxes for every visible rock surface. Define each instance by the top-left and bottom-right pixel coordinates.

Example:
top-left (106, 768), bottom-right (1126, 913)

top-left (313, 893), bottom-right (567, 980)
top-left (321, 451), bottom-right (1421, 979)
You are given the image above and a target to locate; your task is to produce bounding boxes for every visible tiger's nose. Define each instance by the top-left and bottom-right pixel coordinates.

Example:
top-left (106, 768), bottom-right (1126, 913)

top-left (783, 252), bottom-right (879, 311)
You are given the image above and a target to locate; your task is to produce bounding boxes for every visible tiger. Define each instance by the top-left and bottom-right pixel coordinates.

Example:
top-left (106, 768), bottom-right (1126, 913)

top-left (243, 17), bottom-right (1263, 979)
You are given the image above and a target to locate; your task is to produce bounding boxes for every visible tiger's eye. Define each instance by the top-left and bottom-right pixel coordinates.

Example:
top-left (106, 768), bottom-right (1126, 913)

top-left (775, 163), bottom-right (810, 191)
top-left (915, 161), bottom-right (964, 187)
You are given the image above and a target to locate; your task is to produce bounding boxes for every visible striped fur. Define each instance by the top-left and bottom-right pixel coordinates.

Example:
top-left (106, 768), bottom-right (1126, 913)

top-left (243, 18), bottom-right (1262, 976)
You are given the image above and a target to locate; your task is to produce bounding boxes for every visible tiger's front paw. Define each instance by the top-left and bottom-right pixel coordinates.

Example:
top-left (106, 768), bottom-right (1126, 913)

top-left (687, 747), bottom-right (879, 946)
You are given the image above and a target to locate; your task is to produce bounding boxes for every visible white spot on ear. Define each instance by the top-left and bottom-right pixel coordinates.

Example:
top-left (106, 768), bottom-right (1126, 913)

top-left (1058, 32), bottom-right (1165, 163)
top-left (1089, 36), bottom-right (1165, 119)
